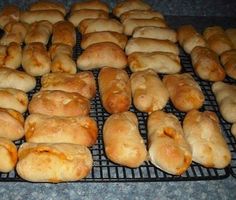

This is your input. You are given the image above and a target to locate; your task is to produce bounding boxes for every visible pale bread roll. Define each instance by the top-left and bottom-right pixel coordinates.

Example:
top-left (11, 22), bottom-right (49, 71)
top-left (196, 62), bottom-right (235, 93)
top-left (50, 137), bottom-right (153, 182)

top-left (0, 108), bottom-right (24, 141)
top-left (0, 67), bottom-right (36, 92)
top-left (81, 31), bottom-right (128, 49)
top-left (128, 52), bottom-right (181, 74)
top-left (133, 26), bottom-right (177, 43)
top-left (103, 111), bottom-right (147, 168)
top-left (183, 110), bottom-right (231, 168)
top-left (163, 73), bottom-right (205, 112)
top-left (191, 46), bottom-right (225, 81)
top-left (28, 90), bottom-right (90, 117)
top-left (22, 42), bottom-right (51, 76)
top-left (125, 38), bottom-right (179, 55)
top-left (130, 69), bottom-right (169, 113)
top-left (226, 28), bottom-right (236, 49)
top-left (148, 111), bottom-right (192, 175)
top-left (77, 42), bottom-right (127, 70)
top-left (0, 5), bottom-right (20, 29)
top-left (25, 114), bottom-right (98, 147)
top-left (0, 137), bottom-right (17, 173)
top-left (16, 142), bottom-right (93, 182)
top-left (71, 0), bottom-right (109, 13)
top-left (0, 88), bottom-right (28, 113)
top-left (68, 9), bottom-right (109, 27)
top-left (79, 18), bottom-right (123, 34)
top-left (232, 123), bottom-right (236, 138)
top-left (41, 72), bottom-right (96, 99)
top-left (25, 20), bottom-right (52, 45)
top-left (220, 49), bottom-right (236, 79)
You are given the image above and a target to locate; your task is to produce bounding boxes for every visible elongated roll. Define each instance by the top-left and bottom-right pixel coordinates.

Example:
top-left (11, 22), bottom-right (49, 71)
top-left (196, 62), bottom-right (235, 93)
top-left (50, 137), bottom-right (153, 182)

top-left (0, 5), bottom-right (20, 28)
top-left (232, 123), bottom-right (236, 138)
top-left (103, 111), bottom-right (147, 168)
top-left (226, 28), bottom-right (236, 49)
top-left (71, 0), bottom-right (109, 13)
top-left (220, 49), bottom-right (236, 79)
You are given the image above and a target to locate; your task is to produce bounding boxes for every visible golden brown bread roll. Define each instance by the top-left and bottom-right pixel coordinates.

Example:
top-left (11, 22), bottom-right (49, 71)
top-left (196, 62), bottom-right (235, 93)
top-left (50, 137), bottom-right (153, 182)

top-left (28, 90), bottom-right (90, 117)
top-left (49, 43), bottom-right (72, 59)
top-left (81, 31), bottom-right (128, 49)
top-left (71, 0), bottom-right (109, 13)
top-left (0, 108), bottom-right (24, 141)
top-left (103, 111), bottom-right (147, 168)
top-left (0, 137), bottom-right (17, 173)
top-left (191, 46), bottom-right (225, 81)
top-left (232, 123), bottom-right (236, 138)
top-left (203, 26), bottom-right (225, 40)
top-left (77, 42), bottom-right (127, 70)
top-left (226, 28), bottom-right (236, 49)
top-left (130, 69), bottom-right (169, 113)
top-left (79, 18), bottom-right (124, 34)
top-left (0, 5), bottom-right (20, 29)
top-left (41, 72), bottom-right (96, 99)
top-left (148, 111), bottom-right (192, 175)
top-left (25, 114), bottom-right (98, 147)
top-left (183, 110), bottom-right (231, 168)
top-left (125, 38), bottom-right (179, 55)
top-left (128, 51), bottom-right (181, 74)
top-left (98, 67), bottom-right (131, 114)
top-left (16, 142), bottom-right (93, 182)
top-left (220, 49), bottom-right (236, 79)
top-left (0, 67), bottom-right (36, 92)
top-left (22, 42), bottom-right (51, 76)
top-left (163, 73), bottom-right (205, 112)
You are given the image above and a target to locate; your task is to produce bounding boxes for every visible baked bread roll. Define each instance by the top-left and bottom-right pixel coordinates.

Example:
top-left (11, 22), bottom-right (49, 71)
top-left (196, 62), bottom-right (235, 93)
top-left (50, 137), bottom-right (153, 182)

top-left (133, 27), bottom-right (177, 43)
top-left (163, 73), bottom-right (205, 112)
top-left (130, 69), bottom-right (169, 113)
top-left (0, 108), bottom-right (24, 141)
top-left (81, 31), bottom-right (128, 49)
top-left (28, 90), bottom-right (90, 117)
top-left (113, 0), bottom-right (151, 17)
top-left (71, 0), bottom-right (109, 13)
top-left (212, 81), bottom-right (236, 123)
top-left (0, 88), bottom-right (28, 113)
top-left (16, 142), bottom-right (92, 182)
top-left (0, 5), bottom-right (20, 29)
top-left (52, 21), bottom-right (76, 47)
top-left (41, 72), bottom-right (96, 99)
top-left (0, 137), bottom-right (17, 173)
top-left (22, 42), bottom-right (51, 76)
top-left (103, 111), bottom-right (147, 168)
top-left (77, 42), bottom-right (127, 70)
top-left (183, 110), bottom-right (231, 168)
top-left (0, 67), bottom-right (36, 92)
top-left (79, 18), bottom-right (123, 35)
top-left (128, 52), bottom-right (181, 74)
top-left (123, 18), bottom-right (167, 36)
top-left (25, 20), bottom-right (52, 45)
top-left (177, 25), bottom-right (207, 54)
top-left (25, 114), bottom-right (98, 147)
top-left (68, 9), bottom-right (109, 27)
top-left (49, 43), bottom-right (72, 59)
top-left (203, 26), bottom-right (225, 40)
top-left (125, 38), bottom-right (179, 55)
top-left (191, 46), bottom-right (225, 81)
top-left (220, 49), bottom-right (236, 79)
top-left (226, 28), bottom-right (236, 49)
top-left (98, 67), bottom-right (131, 114)
top-left (232, 123), bottom-right (236, 138)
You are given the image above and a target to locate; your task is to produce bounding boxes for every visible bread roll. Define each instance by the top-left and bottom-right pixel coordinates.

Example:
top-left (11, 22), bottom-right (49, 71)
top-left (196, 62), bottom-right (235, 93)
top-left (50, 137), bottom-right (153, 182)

top-left (0, 88), bottom-right (28, 113)
top-left (203, 26), bottom-right (225, 40)
top-left (183, 110), bottom-right (231, 168)
top-left (41, 72), bottom-right (96, 99)
top-left (68, 9), bottom-right (109, 27)
top-left (133, 26), bottom-right (177, 43)
top-left (71, 0), bottom-right (109, 13)
top-left (29, 90), bottom-right (90, 117)
top-left (113, 0), bottom-right (151, 17)
top-left (25, 20), bottom-right (52, 45)
top-left (177, 25), bottom-right (207, 54)
top-left (220, 49), bottom-right (236, 79)
top-left (130, 69), bottom-right (169, 113)
top-left (20, 10), bottom-right (64, 24)
top-left (191, 46), bottom-right (225, 81)
top-left (125, 38), bottom-right (179, 55)
top-left (98, 67), bottom-right (131, 114)
top-left (0, 108), bottom-right (24, 141)
top-left (49, 43), bottom-right (72, 59)
top-left (163, 73), bottom-right (205, 112)
top-left (0, 5), bottom-right (20, 29)
top-left (79, 18), bottom-right (123, 35)
top-left (52, 21), bottom-right (76, 47)
top-left (25, 114), bottom-right (98, 147)
top-left (81, 31), bottom-right (128, 49)
top-left (128, 52), bottom-right (181, 74)
top-left (0, 67), bottom-right (36, 92)
top-left (0, 137), bottom-right (17, 173)
top-left (22, 42), bottom-right (51, 76)
top-left (77, 42), bottom-right (127, 70)
top-left (103, 111), bottom-right (147, 168)
top-left (232, 123), bottom-right (236, 138)
top-left (123, 18), bottom-right (167, 36)
top-left (16, 142), bottom-right (92, 182)
top-left (226, 28), bottom-right (236, 49)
